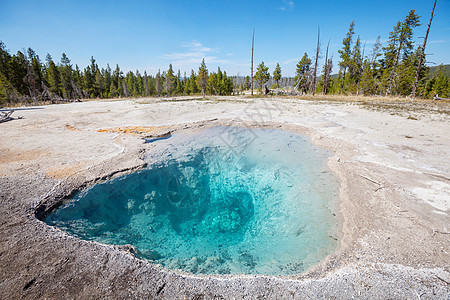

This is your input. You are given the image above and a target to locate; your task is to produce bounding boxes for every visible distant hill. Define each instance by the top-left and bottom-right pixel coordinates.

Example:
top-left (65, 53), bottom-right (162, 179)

top-left (428, 64), bottom-right (450, 78)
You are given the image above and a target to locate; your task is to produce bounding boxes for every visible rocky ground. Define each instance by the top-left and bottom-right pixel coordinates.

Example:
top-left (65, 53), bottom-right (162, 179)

top-left (0, 96), bottom-right (449, 299)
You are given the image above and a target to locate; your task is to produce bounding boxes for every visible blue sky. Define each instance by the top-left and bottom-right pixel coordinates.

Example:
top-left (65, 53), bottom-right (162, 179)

top-left (1, 0), bottom-right (449, 76)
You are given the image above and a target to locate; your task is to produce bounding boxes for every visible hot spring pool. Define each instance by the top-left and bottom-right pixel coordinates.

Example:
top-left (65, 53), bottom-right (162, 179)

top-left (46, 126), bottom-right (340, 275)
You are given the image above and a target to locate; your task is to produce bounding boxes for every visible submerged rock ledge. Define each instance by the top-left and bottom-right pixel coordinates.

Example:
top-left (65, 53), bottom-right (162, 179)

top-left (0, 97), bottom-right (448, 299)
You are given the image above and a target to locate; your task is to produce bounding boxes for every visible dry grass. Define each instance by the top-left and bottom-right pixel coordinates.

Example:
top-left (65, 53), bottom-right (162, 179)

top-left (286, 94), bottom-right (448, 104)
top-left (4, 94), bottom-right (449, 119)
top-left (243, 94), bottom-right (268, 98)
top-left (265, 94), bottom-right (450, 118)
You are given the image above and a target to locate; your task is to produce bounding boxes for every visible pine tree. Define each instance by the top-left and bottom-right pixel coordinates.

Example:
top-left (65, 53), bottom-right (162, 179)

top-left (197, 59), bottom-right (208, 97)
top-left (90, 57), bottom-right (98, 76)
top-left (412, 0), bottom-right (436, 98)
top-left (60, 53), bottom-right (73, 99)
top-left (396, 47), bottom-right (427, 96)
top-left (0, 43), bottom-right (14, 103)
top-left (13, 51), bottom-right (29, 96)
top-left (182, 71), bottom-right (188, 95)
top-left (222, 71), bottom-right (234, 95)
top-left (0, 73), bottom-right (12, 104)
top-left (294, 53), bottom-right (312, 94)
top-left (82, 66), bottom-right (94, 98)
top-left (273, 63), bottom-right (282, 88)
top-left (0, 41), bottom-right (10, 80)
top-left (136, 70), bottom-right (144, 96)
top-left (184, 77), bottom-right (191, 95)
top-left (43, 54), bottom-right (51, 84)
top-left (207, 72), bottom-right (217, 95)
top-left (338, 21), bottom-right (355, 92)
top-left (104, 64), bottom-right (112, 98)
top-left (347, 36), bottom-right (362, 93)
top-left (147, 75), bottom-right (156, 96)
top-left (254, 61), bottom-right (270, 94)
top-left (165, 64), bottom-right (175, 96)
top-left (95, 69), bottom-right (104, 98)
top-left (126, 71), bottom-right (136, 96)
top-left (384, 10), bottom-right (421, 95)
top-left (433, 67), bottom-right (450, 98)
top-left (46, 54), bottom-right (61, 97)
top-left (349, 37), bottom-right (362, 77)
top-left (215, 68), bottom-right (221, 94)
top-left (155, 70), bottom-right (162, 96)
top-left (144, 71), bottom-right (149, 96)
top-left (0, 43), bottom-right (18, 103)
top-left (85, 57), bottom-right (98, 97)
top-left (359, 36), bottom-right (382, 95)
top-left (189, 70), bottom-right (198, 94)
top-left (175, 70), bottom-right (183, 95)
top-left (71, 64), bottom-right (83, 99)
top-left (244, 76), bottom-right (251, 90)
top-left (109, 81), bottom-right (118, 98)
top-left (26, 48), bottom-right (44, 101)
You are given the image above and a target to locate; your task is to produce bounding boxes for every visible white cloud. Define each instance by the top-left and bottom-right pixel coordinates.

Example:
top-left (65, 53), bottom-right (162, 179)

top-left (161, 41), bottom-right (214, 61)
top-left (181, 41), bottom-right (213, 53)
top-left (160, 41), bottom-right (230, 69)
top-left (429, 40), bottom-right (447, 44)
top-left (283, 58), bottom-right (298, 65)
top-left (277, 0), bottom-right (295, 11)
top-left (413, 40), bottom-right (447, 47)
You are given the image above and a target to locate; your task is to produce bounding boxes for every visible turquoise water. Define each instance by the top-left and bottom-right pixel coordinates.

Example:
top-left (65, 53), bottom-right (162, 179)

top-left (46, 126), bottom-right (340, 275)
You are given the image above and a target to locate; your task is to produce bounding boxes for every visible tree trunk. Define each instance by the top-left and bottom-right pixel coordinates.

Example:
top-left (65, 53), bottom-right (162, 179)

top-left (322, 40), bottom-right (330, 95)
top-left (386, 40), bottom-right (403, 96)
top-left (251, 28), bottom-right (255, 96)
top-left (311, 27), bottom-right (320, 96)
top-left (411, 0), bottom-right (436, 98)
top-left (340, 68), bottom-right (346, 94)
top-left (356, 42), bottom-right (366, 96)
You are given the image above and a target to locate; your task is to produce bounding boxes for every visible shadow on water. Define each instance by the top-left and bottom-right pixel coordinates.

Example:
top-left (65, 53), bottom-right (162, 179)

top-left (145, 134), bottom-right (172, 143)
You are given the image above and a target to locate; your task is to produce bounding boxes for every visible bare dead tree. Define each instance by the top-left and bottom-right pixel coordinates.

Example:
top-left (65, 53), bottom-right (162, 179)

top-left (251, 28), bottom-right (255, 96)
top-left (0, 110), bottom-right (14, 123)
top-left (356, 41), bottom-right (366, 96)
top-left (411, 0), bottom-right (437, 98)
top-left (122, 81), bottom-right (129, 97)
top-left (144, 72), bottom-right (149, 96)
top-left (311, 26), bottom-right (320, 95)
top-left (370, 36), bottom-right (382, 65)
top-left (322, 40), bottom-right (331, 95)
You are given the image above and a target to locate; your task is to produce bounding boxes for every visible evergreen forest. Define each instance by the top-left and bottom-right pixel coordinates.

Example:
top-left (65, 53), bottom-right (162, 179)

top-left (1, 8), bottom-right (449, 106)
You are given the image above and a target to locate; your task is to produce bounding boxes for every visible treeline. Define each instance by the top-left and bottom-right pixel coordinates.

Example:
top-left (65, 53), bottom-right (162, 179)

top-left (0, 43), bottom-right (234, 106)
top-left (285, 9), bottom-right (450, 98)
top-left (1, 7), bottom-right (449, 106)
top-left (250, 9), bottom-right (449, 98)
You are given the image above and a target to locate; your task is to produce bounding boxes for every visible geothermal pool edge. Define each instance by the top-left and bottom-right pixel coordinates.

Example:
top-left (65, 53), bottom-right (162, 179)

top-left (0, 98), bottom-right (448, 299)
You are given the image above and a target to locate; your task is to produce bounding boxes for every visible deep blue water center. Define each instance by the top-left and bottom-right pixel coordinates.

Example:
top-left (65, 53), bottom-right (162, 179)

top-left (46, 126), bottom-right (340, 275)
